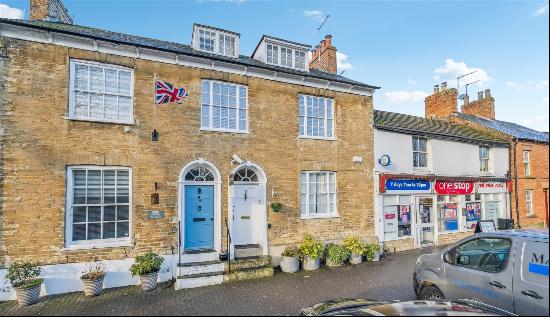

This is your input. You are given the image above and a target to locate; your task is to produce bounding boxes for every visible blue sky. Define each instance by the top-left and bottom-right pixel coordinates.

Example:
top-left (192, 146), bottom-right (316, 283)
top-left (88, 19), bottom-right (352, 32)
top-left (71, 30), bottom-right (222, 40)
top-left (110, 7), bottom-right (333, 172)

top-left (1, 0), bottom-right (549, 131)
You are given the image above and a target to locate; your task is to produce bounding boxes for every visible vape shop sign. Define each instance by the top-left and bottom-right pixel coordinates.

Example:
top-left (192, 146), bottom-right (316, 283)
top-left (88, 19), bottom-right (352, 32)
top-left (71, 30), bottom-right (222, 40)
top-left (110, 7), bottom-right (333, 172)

top-left (435, 181), bottom-right (475, 195)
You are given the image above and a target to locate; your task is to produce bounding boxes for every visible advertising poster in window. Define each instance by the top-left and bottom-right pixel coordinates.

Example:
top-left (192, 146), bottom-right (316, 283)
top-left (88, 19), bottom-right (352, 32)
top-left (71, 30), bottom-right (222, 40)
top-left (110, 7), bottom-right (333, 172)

top-left (466, 202), bottom-right (481, 229)
top-left (400, 205), bottom-right (410, 224)
top-left (383, 206), bottom-right (399, 241)
top-left (444, 203), bottom-right (458, 231)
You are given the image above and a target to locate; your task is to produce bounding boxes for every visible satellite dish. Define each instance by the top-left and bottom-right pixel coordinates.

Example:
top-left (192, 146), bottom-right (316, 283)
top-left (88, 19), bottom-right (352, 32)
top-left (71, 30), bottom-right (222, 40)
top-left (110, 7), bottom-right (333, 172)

top-left (458, 94), bottom-right (468, 100)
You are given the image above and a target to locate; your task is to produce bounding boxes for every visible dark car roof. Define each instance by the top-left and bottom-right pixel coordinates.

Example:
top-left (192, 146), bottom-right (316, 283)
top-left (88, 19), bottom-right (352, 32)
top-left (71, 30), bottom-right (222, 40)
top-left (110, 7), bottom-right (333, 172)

top-left (374, 110), bottom-right (509, 146)
top-left (0, 18), bottom-right (379, 91)
top-left (455, 112), bottom-right (549, 143)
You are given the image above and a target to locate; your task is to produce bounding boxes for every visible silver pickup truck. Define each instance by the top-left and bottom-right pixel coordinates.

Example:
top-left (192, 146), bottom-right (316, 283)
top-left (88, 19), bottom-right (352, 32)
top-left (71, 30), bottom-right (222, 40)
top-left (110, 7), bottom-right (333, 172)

top-left (414, 229), bottom-right (548, 316)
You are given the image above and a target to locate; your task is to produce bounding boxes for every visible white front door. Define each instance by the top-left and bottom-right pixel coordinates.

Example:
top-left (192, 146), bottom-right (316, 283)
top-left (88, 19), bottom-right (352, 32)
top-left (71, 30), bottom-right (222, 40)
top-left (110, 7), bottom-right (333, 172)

top-left (415, 197), bottom-right (436, 248)
top-left (232, 184), bottom-right (261, 245)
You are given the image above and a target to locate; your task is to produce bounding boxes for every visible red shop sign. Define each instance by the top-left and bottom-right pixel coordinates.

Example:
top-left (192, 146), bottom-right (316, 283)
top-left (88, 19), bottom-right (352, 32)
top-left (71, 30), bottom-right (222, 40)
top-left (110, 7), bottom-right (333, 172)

top-left (435, 180), bottom-right (474, 195)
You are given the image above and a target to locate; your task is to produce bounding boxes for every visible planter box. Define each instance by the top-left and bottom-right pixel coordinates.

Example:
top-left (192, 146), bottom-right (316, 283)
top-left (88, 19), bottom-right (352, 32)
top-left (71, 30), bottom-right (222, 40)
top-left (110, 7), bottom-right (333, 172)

top-left (81, 274), bottom-right (105, 297)
top-left (280, 256), bottom-right (299, 273)
top-left (302, 257), bottom-right (321, 271)
top-left (350, 253), bottom-right (363, 265)
top-left (139, 272), bottom-right (159, 291)
top-left (14, 282), bottom-right (42, 306)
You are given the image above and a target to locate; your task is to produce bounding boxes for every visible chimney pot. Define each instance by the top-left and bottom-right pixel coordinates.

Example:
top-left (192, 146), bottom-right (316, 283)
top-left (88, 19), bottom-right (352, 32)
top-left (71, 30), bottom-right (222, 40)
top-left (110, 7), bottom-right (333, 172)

top-left (485, 89), bottom-right (491, 98)
top-left (441, 82), bottom-right (447, 91)
top-left (478, 91), bottom-right (484, 100)
top-left (325, 34), bottom-right (332, 47)
top-left (434, 85), bottom-right (440, 93)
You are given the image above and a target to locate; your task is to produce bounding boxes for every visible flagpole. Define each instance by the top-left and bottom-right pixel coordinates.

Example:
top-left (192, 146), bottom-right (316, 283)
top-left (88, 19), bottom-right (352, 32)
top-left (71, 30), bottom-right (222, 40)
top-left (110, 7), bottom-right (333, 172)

top-left (153, 72), bottom-right (157, 142)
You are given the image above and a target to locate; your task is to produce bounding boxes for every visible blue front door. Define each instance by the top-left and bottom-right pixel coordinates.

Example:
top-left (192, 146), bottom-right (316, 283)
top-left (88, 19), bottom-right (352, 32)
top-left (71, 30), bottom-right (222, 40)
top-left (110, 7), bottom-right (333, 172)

top-left (184, 185), bottom-right (214, 250)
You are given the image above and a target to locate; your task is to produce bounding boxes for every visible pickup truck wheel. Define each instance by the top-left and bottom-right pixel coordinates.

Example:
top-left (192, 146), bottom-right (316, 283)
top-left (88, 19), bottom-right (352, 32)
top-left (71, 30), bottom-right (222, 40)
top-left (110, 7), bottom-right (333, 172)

top-left (419, 285), bottom-right (445, 300)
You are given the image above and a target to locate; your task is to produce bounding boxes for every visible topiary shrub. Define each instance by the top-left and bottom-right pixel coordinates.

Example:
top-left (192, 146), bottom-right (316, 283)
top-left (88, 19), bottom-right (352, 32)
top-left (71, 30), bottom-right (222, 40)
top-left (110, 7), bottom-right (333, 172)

top-left (343, 236), bottom-right (368, 255)
top-left (325, 243), bottom-right (350, 266)
top-left (298, 234), bottom-right (324, 259)
top-left (6, 262), bottom-right (42, 289)
top-left (130, 252), bottom-right (164, 277)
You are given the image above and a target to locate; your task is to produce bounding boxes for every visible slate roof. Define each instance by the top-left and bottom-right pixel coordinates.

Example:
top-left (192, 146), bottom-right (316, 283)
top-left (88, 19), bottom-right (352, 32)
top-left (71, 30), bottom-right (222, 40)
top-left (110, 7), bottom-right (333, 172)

top-left (456, 113), bottom-right (549, 143)
top-left (0, 19), bottom-right (379, 90)
top-left (374, 110), bottom-right (509, 146)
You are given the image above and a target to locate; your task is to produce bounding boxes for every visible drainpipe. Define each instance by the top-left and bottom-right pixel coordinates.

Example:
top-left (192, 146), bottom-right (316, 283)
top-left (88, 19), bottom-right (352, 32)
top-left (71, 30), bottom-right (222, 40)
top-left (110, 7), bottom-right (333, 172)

top-left (544, 188), bottom-right (549, 228)
top-left (513, 138), bottom-right (520, 228)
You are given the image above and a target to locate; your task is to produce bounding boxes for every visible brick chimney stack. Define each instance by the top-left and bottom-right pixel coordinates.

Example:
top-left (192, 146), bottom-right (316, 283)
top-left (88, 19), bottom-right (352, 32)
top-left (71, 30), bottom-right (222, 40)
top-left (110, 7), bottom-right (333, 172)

top-left (425, 82), bottom-right (458, 119)
top-left (30, 0), bottom-right (73, 24)
top-left (461, 89), bottom-right (496, 120)
top-left (309, 35), bottom-right (337, 74)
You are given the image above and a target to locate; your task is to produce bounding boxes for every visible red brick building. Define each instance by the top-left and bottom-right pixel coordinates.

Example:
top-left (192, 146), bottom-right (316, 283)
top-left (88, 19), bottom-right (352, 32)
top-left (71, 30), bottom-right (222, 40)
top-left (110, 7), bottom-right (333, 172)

top-left (424, 83), bottom-right (549, 228)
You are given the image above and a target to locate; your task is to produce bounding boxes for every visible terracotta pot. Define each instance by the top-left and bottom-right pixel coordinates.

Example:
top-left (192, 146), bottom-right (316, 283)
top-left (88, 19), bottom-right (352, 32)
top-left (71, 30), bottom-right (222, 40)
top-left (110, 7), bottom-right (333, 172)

top-left (280, 256), bottom-right (299, 273)
top-left (81, 274), bottom-right (105, 297)
top-left (139, 272), bottom-right (158, 291)
top-left (350, 253), bottom-right (363, 265)
top-left (302, 257), bottom-right (321, 271)
top-left (14, 281), bottom-right (42, 306)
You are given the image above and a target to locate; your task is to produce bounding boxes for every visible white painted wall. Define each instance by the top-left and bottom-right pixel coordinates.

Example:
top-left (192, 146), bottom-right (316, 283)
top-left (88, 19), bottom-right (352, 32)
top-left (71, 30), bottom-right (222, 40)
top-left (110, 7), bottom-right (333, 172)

top-left (374, 129), bottom-right (509, 177)
top-left (0, 255), bottom-right (176, 301)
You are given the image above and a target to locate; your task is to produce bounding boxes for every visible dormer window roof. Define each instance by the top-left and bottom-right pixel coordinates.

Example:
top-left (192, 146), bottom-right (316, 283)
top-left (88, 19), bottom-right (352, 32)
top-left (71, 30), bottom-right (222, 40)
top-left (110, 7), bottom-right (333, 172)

top-left (192, 24), bottom-right (240, 58)
top-left (252, 35), bottom-right (312, 71)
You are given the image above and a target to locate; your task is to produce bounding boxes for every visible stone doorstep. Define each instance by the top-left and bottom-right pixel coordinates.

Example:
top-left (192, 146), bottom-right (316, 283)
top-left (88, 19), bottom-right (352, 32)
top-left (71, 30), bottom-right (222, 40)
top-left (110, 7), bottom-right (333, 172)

top-left (224, 256), bottom-right (271, 272)
top-left (223, 266), bottom-right (274, 284)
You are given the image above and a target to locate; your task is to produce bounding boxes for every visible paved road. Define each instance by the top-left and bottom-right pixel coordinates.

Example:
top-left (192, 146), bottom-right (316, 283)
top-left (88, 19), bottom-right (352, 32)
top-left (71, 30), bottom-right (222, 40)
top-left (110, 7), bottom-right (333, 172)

top-left (0, 247), bottom-right (441, 316)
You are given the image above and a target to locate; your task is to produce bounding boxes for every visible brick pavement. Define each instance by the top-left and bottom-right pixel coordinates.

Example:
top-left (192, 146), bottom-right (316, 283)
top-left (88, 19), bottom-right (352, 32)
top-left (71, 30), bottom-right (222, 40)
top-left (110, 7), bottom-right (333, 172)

top-left (0, 247), bottom-right (440, 316)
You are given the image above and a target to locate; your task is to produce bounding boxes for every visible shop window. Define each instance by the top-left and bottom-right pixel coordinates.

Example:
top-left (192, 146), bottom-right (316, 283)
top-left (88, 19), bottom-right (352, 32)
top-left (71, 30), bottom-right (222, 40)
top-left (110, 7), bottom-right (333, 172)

top-left (437, 195), bottom-right (459, 232)
top-left (382, 195), bottom-right (412, 240)
top-left (465, 195), bottom-right (482, 230)
top-left (483, 194), bottom-right (501, 225)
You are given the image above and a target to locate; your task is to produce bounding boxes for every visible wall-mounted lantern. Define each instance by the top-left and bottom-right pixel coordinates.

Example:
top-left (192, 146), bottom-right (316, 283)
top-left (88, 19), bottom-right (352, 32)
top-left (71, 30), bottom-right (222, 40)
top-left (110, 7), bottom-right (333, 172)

top-left (151, 182), bottom-right (160, 205)
top-left (152, 129), bottom-right (159, 142)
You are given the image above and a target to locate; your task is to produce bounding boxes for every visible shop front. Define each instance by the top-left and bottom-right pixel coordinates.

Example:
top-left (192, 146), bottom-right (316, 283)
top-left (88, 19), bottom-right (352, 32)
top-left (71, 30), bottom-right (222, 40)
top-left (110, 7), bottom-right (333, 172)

top-left (377, 175), bottom-right (511, 251)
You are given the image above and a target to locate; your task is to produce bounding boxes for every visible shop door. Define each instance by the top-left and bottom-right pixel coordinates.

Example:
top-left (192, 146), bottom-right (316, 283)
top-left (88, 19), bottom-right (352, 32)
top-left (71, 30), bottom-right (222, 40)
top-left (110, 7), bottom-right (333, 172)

top-left (416, 197), bottom-right (435, 248)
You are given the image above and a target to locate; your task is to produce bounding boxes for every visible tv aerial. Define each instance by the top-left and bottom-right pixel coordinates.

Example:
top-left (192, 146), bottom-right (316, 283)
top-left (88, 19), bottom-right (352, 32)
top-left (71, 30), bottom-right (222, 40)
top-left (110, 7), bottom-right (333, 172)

top-left (457, 71), bottom-right (479, 100)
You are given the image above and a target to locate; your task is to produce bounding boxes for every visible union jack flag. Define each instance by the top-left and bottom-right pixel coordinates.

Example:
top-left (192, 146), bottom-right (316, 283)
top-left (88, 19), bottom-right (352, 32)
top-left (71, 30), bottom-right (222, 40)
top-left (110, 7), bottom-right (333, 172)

top-left (155, 79), bottom-right (188, 104)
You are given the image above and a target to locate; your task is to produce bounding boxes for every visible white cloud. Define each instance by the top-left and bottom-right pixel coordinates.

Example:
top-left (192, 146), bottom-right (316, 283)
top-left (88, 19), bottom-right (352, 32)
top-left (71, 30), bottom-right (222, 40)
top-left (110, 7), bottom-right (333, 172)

top-left (521, 114), bottom-right (549, 131)
top-left (505, 79), bottom-right (548, 92)
top-left (384, 90), bottom-right (430, 104)
top-left (434, 59), bottom-right (491, 87)
top-left (532, 3), bottom-right (549, 16)
top-left (304, 10), bottom-right (326, 22)
top-left (505, 81), bottom-right (525, 91)
top-left (0, 4), bottom-right (23, 19)
top-left (537, 80), bottom-right (549, 91)
top-left (407, 79), bottom-right (417, 85)
top-left (336, 52), bottom-right (353, 71)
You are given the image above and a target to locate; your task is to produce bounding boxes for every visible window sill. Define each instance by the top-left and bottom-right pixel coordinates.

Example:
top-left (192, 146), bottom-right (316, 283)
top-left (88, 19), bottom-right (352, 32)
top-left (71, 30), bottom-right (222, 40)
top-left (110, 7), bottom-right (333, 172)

top-left (383, 236), bottom-right (413, 242)
top-left (526, 213), bottom-right (537, 218)
top-left (66, 117), bottom-right (135, 126)
top-left (439, 230), bottom-right (472, 235)
top-left (200, 128), bottom-right (250, 134)
top-left (62, 240), bottom-right (133, 251)
top-left (298, 136), bottom-right (337, 141)
top-left (412, 168), bottom-right (432, 174)
top-left (301, 214), bottom-right (340, 220)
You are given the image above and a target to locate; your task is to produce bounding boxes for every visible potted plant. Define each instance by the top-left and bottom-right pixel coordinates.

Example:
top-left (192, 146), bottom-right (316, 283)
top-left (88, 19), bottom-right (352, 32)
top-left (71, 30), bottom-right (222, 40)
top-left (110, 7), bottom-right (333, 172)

top-left (6, 262), bottom-right (43, 306)
top-left (365, 243), bottom-right (381, 262)
top-left (324, 243), bottom-right (350, 267)
top-left (130, 252), bottom-right (164, 291)
top-left (80, 261), bottom-right (106, 297)
top-left (298, 234), bottom-right (324, 271)
top-left (343, 236), bottom-right (368, 265)
top-left (270, 202), bottom-right (283, 213)
top-left (280, 245), bottom-right (300, 273)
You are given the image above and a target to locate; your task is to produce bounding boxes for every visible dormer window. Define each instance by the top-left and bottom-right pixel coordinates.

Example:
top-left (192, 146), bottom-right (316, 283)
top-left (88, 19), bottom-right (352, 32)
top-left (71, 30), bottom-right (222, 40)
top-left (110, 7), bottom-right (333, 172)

top-left (252, 35), bottom-right (311, 71)
top-left (193, 24), bottom-right (240, 58)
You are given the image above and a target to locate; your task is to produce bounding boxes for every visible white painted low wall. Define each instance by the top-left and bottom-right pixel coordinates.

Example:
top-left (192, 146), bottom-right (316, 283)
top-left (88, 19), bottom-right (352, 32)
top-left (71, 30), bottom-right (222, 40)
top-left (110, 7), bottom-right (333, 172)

top-left (0, 255), bottom-right (176, 301)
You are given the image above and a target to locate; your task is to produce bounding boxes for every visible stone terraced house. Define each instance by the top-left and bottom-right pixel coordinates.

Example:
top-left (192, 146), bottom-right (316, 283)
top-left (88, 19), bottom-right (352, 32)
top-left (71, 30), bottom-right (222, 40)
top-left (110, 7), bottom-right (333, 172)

top-left (0, 0), bottom-right (379, 299)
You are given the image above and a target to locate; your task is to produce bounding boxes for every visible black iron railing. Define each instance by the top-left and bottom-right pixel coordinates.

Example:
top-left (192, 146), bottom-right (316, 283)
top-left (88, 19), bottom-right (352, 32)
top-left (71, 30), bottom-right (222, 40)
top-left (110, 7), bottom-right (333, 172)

top-left (225, 217), bottom-right (232, 274)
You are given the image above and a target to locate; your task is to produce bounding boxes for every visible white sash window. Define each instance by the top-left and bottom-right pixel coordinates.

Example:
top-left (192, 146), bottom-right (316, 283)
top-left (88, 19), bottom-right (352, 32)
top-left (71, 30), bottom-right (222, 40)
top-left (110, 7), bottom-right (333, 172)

top-left (69, 60), bottom-right (134, 124)
top-left (201, 80), bottom-right (248, 133)
top-left (300, 171), bottom-right (337, 219)
top-left (299, 95), bottom-right (335, 139)
top-left (66, 166), bottom-right (132, 248)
